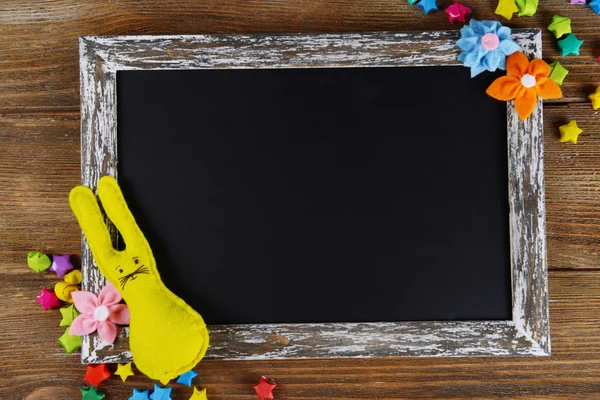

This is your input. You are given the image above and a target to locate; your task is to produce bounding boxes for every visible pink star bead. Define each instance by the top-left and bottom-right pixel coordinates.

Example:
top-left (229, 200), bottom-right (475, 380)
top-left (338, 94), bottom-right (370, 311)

top-left (36, 288), bottom-right (61, 310)
top-left (49, 254), bottom-right (74, 277)
top-left (445, 2), bottom-right (471, 23)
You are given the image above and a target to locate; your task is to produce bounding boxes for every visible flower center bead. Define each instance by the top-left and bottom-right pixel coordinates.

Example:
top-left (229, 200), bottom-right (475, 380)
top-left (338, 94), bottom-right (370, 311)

top-left (93, 305), bottom-right (109, 322)
top-left (481, 33), bottom-right (500, 50)
top-left (520, 73), bottom-right (537, 88)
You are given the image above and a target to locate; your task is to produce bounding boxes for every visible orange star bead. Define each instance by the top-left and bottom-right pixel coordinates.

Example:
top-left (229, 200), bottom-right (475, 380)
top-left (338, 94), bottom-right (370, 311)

top-left (84, 364), bottom-right (111, 387)
top-left (486, 52), bottom-right (562, 120)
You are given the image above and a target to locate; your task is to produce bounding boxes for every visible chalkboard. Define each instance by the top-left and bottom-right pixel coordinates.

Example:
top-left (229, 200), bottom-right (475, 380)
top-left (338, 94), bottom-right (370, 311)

top-left (80, 31), bottom-right (550, 362)
top-left (116, 66), bottom-right (512, 324)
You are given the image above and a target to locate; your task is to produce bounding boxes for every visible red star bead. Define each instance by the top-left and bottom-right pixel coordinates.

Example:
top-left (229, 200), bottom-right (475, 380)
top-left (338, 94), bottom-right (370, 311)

top-left (84, 364), bottom-right (111, 387)
top-left (36, 288), bottom-right (61, 310)
top-left (253, 376), bottom-right (276, 400)
top-left (445, 2), bottom-right (471, 23)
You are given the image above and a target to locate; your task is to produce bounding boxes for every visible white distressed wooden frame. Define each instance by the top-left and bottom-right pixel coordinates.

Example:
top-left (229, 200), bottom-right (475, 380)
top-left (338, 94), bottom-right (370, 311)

top-left (78, 29), bottom-right (549, 363)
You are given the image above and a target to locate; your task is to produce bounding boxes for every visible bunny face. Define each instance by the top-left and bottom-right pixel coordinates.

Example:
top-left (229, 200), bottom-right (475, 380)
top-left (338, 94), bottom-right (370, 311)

top-left (70, 176), bottom-right (159, 297)
top-left (111, 254), bottom-right (152, 291)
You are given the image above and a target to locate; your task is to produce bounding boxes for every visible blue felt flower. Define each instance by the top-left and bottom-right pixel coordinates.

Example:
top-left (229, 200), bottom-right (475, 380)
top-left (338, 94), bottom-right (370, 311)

top-left (456, 19), bottom-right (521, 77)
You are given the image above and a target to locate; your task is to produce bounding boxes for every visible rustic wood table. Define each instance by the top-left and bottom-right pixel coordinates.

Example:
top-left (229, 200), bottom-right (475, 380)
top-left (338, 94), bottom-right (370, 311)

top-left (1, 1), bottom-right (599, 399)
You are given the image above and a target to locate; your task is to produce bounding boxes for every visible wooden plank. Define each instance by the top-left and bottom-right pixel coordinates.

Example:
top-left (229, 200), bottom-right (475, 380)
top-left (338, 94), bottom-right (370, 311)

top-left (0, 113), bottom-right (82, 274)
top-left (80, 30), bottom-right (541, 70)
top-left (0, 270), bottom-right (597, 399)
top-left (544, 104), bottom-right (600, 270)
top-left (0, 0), bottom-right (599, 110)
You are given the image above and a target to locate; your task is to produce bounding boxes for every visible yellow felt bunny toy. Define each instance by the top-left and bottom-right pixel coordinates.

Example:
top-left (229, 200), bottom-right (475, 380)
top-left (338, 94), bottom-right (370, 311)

top-left (70, 176), bottom-right (209, 384)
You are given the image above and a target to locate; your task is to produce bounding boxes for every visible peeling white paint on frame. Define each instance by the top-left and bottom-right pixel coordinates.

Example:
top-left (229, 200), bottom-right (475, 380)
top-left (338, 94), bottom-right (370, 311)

top-left (79, 29), bottom-right (549, 363)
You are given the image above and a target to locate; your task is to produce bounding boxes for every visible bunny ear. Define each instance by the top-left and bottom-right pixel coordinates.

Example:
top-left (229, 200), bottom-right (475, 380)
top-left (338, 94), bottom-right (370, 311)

top-left (70, 185), bottom-right (116, 267)
top-left (97, 176), bottom-right (149, 250)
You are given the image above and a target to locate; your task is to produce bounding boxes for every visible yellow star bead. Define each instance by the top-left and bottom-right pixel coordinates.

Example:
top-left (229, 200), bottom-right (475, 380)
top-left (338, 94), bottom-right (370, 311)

top-left (189, 387), bottom-right (208, 400)
top-left (559, 120), bottom-right (583, 144)
top-left (63, 269), bottom-right (82, 284)
top-left (589, 86), bottom-right (600, 110)
top-left (54, 281), bottom-right (79, 303)
top-left (495, 0), bottom-right (519, 20)
top-left (115, 362), bottom-right (135, 382)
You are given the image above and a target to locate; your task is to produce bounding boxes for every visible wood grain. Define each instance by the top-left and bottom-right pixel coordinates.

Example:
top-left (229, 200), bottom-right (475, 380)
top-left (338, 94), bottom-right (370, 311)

top-left (0, 113), bottom-right (82, 274)
top-left (0, 270), bottom-right (598, 399)
top-left (0, 0), bottom-right (599, 110)
top-left (544, 104), bottom-right (600, 271)
top-left (1, 0), bottom-right (600, 396)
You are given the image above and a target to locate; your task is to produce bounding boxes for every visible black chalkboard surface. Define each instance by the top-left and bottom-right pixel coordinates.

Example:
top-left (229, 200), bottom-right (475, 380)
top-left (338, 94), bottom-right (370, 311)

top-left (116, 66), bottom-right (511, 325)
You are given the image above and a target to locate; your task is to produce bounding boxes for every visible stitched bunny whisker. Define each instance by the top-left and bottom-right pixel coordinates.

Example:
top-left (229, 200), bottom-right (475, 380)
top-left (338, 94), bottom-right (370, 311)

top-left (119, 265), bottom-right (150, 290)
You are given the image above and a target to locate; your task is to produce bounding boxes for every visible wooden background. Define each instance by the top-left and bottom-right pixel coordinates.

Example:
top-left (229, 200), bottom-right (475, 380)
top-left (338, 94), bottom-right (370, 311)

top-left (0, 1), bottom-right (599, 399)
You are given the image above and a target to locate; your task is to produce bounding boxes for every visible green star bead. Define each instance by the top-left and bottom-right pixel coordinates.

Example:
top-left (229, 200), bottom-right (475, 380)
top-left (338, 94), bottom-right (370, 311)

top-left (407, 0), bottom-right (419, 4)
top-left (549, 61), bottom-right (569, 85)
top-left (59, 304), bottom-right (80, 327)
top-left (27, 252), bottom-right (51, 273)
top-left (557, 33), bottom-right (584, 56)
top-left (516, 0), bottom-right (538, 16)
top-left (80, 386), bottom-right (105, 400)
top-left (548, 15), bottom-right (572, 39)
top-left (58, 327), bottom-right (81, 354)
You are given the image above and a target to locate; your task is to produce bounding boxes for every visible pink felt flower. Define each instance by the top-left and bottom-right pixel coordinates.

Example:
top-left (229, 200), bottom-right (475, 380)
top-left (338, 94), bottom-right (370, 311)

top-left (69, 284), bottom-right (130, 344)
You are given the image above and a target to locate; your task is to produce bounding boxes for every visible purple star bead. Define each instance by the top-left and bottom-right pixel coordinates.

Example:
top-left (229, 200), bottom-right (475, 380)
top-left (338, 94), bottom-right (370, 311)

top-left (570, 0), bottom-right (585, 3)
top-left (36, 288), bottom-right (61, 310)
top-left (49, 254), bottom-right (74, 277)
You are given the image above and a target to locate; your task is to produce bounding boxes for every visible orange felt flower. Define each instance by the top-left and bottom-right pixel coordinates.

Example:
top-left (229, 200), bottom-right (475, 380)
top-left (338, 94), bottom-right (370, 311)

top-left (486, 52), bottom-right (562, 120)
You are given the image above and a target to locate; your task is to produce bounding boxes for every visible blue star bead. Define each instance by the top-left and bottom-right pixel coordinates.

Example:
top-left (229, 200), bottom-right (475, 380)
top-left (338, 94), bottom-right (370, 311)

top-left (129, 388), bottom-right (151, 400)
top-left (176, 370), bottom-right (198, 387)
top-left (149, 384), bottom-right (172, 400)
top-left (590, 0), bottom-right (600, 14)
top-left (557, 33), bottom-right (584, 56)
top-left (418, 0), bottom-right (438, 14)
